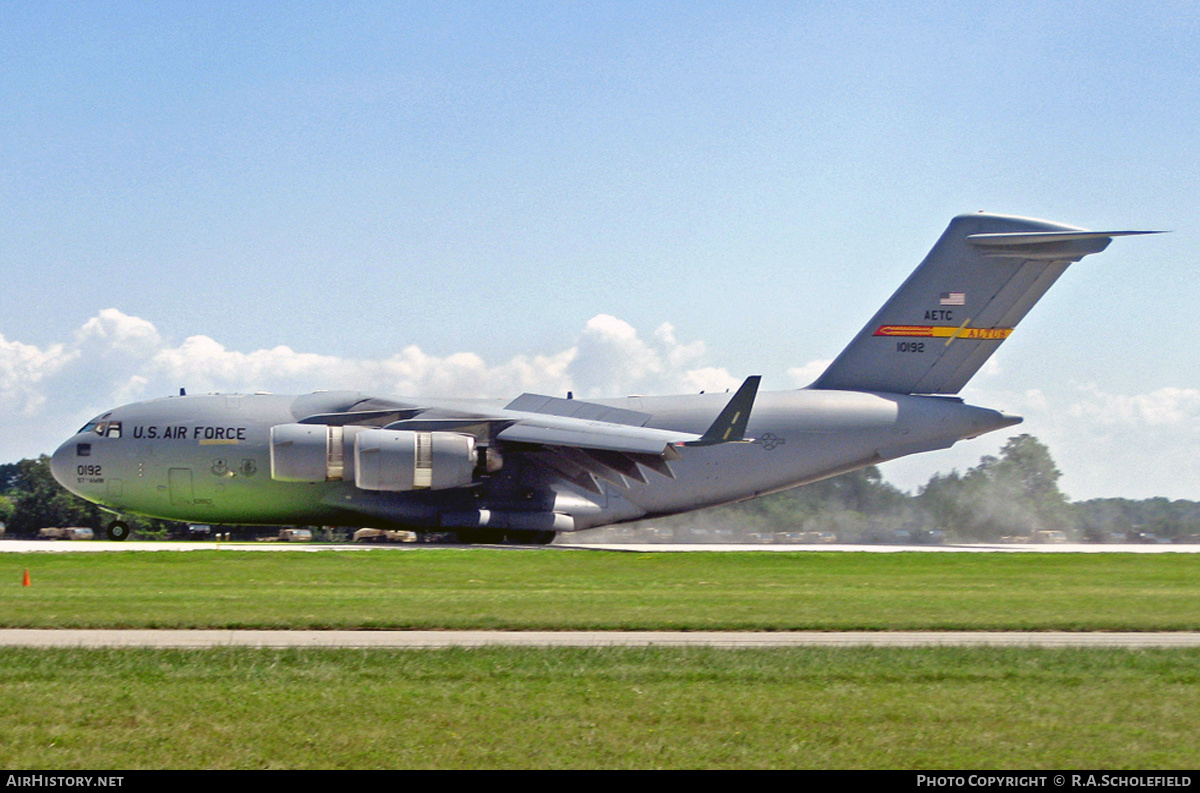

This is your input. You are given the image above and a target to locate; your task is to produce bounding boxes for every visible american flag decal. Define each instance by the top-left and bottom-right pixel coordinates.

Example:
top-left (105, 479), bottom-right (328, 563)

top-left (939, 292), bottom-right (966, 306)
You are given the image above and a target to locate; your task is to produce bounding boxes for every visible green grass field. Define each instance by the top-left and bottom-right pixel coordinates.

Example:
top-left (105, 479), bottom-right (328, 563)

top-left (2, 645), bottom-right (1198, 769)
top-left (4, 548), bottom-right (1200, 769)
top-left (3, 548), bottom-right (1200, 630)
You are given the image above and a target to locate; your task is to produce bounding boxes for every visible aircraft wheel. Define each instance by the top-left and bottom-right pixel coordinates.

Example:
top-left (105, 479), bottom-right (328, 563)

top-left (106, 521), bottom-right (130, 542)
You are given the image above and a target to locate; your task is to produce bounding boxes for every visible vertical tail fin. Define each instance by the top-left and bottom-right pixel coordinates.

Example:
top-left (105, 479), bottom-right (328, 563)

top-left (810, 213), bottom-right (1158, 395)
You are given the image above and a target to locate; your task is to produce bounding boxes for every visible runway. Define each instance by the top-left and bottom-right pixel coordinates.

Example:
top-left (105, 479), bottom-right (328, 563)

top-left (3, 629), bottom-right (1199, 649)
top-left (3, 540), bottom-right (1199, 553)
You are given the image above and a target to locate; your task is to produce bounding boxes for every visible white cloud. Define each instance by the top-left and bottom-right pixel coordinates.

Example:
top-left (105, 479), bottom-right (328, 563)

top-left (681, 367), bottom-right (742, 394)
top-left (0, 335), bottom-right (77, 415)
top-left (0, 309), bottom-right (731, 461)
top-left (571, 314), bottom-right (732, 396)
top-left (75, 309), bottom-right (162, 357)
top-left (1066, 384), bottom-right (1200, 427)
top-left (653, 322), bottom-right (706, 370)
top-left (787, 359), bottom-right (831, 387)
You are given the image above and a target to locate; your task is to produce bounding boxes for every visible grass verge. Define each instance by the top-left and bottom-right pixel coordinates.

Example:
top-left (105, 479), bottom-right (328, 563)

top-left (4, 549), bottom-right (1200, 630)
top-left (2, 645), bottom-right (1198, 769)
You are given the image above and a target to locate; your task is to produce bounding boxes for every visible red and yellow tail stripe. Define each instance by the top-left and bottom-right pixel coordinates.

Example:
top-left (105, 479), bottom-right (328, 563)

top-left (873, 325), bottom-right (1013, 341)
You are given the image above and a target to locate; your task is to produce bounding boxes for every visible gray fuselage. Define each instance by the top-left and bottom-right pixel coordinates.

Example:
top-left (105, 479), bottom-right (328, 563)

top-left (50, 388), bottom-right (1018, 531)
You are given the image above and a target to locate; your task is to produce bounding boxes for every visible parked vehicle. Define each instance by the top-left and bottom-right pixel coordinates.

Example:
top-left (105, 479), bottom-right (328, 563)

top-left (37, 526), bottom-right (94, 540)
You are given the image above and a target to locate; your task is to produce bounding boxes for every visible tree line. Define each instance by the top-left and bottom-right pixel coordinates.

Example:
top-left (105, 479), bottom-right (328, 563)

top-left (0, 458), bottom-right (185, 538)
top-left (613, 434), bottom-right (1200, 543)
top-left (3, 434), bottom-right (1199, 542)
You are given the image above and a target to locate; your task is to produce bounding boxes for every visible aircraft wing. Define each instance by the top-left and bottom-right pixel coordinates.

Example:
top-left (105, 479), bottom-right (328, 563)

top-left (495, 419), bottom-right (697, 456)
top-left (495, 374), bottom-right (760, 455)
top-left (484, 407), bottom-right (692, 493)
top-left (488, 376), bottom-right (759, 492)
top-left (291, 377), bottom-right (761, 493)
top-left (377, 410), bottom-right (696, 455)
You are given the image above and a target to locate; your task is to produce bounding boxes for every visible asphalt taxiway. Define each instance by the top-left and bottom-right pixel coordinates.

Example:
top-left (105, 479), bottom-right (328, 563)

top-left (2, 629), bottom-right (1199, 649)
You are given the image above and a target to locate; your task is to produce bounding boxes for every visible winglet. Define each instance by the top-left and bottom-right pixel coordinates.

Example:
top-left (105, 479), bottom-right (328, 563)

top-left (687, 376), bottom-right (761, 446)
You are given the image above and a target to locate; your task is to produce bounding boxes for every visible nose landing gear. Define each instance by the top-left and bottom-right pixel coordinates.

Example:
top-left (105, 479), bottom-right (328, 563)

top-left (106, 521), bottom-right (130, 541)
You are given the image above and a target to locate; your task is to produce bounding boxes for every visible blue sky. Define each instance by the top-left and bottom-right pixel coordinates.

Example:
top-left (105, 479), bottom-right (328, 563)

top-left (2, 1), bottom-right (1198, 500)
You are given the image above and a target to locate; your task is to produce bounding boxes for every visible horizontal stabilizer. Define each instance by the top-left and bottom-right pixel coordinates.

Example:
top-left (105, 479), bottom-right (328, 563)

top-left (967, 229), bottom-right (1163, 260)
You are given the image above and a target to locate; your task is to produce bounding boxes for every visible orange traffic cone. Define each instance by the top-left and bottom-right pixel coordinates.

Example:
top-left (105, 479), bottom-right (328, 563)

top-left (22, 569), bottom-right (30, 587)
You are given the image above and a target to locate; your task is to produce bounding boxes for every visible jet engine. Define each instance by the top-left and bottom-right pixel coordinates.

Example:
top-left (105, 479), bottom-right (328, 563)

top-left (270, 423), bottom-right (347, 482)
top-left (270, 424), bottom-right (478, 491)
top-left (354, 428), bottom-right (477, 491)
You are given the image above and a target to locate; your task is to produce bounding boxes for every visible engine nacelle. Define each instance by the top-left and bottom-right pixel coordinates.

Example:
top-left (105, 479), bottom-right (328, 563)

top-left (270, 423), bottom-right (348, 483)
top-left (354, 429), bottom-right (477, 491)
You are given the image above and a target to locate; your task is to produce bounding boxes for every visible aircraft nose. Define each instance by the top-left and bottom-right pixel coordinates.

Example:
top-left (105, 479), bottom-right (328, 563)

top-left (50, 437), bottom-right (83, 495)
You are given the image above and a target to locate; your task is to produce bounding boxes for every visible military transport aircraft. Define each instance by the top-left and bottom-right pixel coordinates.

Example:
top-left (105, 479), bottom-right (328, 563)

top-left (50, 213), bottom-right (1155, 543)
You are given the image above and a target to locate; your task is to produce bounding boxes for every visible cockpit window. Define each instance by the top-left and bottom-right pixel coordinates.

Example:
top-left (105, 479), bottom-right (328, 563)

top-left (85, 421), bottom-right (122, 438)
top-left (78, 412), bottom-right (119, 436)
